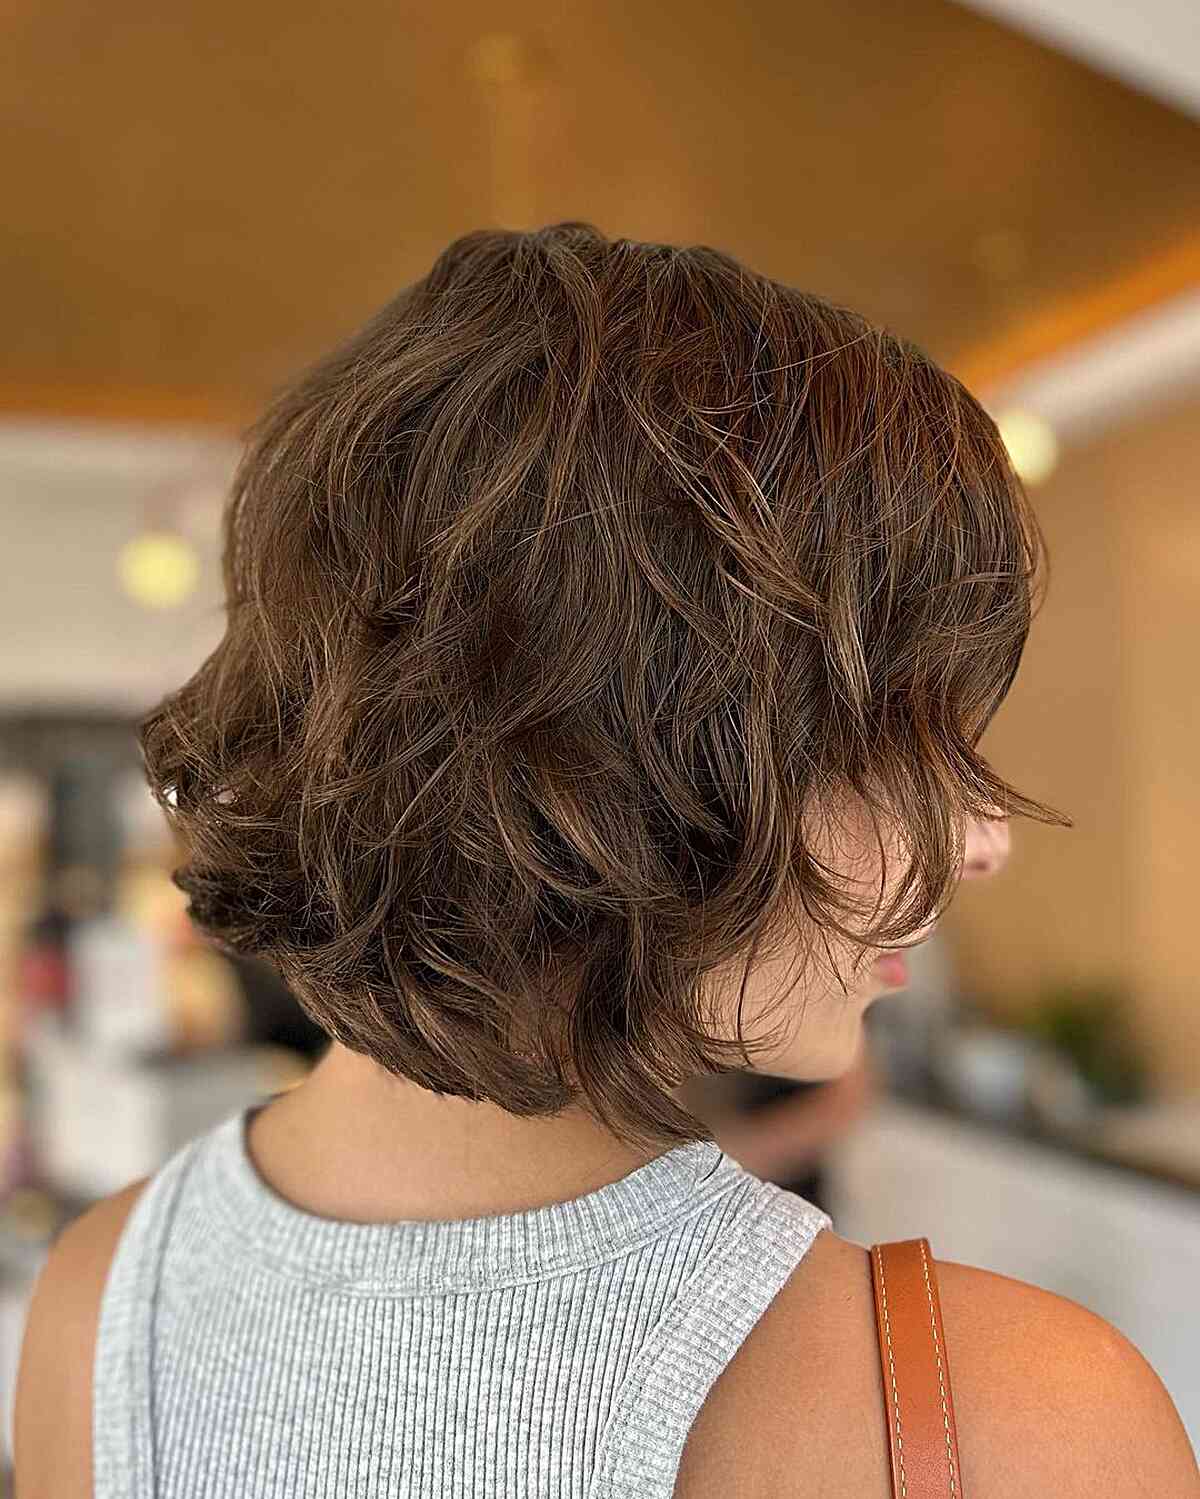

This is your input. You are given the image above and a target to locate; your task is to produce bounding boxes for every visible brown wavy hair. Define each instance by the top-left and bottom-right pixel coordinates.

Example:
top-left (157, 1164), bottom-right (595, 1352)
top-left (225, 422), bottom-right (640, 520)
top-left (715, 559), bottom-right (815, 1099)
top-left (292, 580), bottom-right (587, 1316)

top-left (141, 222), bottom-right (1069, 1149)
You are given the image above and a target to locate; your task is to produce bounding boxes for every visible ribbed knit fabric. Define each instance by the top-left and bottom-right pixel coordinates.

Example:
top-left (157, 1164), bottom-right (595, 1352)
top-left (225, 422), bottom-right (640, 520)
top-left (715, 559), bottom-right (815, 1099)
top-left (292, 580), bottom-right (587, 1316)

top-left (93, 1105), bottom-right (831, 1498)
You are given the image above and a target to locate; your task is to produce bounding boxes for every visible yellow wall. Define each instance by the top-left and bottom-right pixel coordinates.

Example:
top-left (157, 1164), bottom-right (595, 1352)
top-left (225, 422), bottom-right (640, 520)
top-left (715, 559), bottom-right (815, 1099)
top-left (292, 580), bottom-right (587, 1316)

top-left (944, 393), bottom-right (1200, 1094)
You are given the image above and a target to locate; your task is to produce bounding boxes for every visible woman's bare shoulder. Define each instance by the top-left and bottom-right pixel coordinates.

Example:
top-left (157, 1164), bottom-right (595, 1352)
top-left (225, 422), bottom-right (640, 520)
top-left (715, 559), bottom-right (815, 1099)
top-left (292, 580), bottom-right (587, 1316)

top-left (934, 1254), bottom-right (1198, 1494)
top-left (13, 1177), bottom-right (149, 1498)
top-left (675, 1229), bottom-right (1199, 1498)
top-left (674, 1229), bottom-right (889, 1497)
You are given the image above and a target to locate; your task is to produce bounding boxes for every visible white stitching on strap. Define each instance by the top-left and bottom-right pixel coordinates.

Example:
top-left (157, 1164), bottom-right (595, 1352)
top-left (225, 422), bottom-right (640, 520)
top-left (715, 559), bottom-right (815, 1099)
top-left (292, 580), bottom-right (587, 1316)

top-left (873, 1245), bottom-right (907, 1499)
top-left (917, 1240), bottom-right (958, 1497)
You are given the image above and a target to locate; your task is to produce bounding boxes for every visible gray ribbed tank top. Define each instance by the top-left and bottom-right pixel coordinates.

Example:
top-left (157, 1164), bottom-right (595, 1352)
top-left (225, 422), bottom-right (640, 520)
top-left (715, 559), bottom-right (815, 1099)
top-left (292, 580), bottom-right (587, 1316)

top-left (93, 1105), bottom-right (831, 1498)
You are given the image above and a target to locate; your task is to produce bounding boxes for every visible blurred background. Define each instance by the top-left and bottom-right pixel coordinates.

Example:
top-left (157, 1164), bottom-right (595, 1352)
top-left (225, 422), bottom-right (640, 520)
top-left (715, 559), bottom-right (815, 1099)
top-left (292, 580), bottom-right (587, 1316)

top-left (1, 0), bottom-right (1199, 1476)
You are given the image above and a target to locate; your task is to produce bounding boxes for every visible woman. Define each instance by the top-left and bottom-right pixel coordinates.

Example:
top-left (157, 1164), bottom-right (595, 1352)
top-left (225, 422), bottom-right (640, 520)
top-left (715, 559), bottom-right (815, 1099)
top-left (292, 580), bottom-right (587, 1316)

top-left (16, 224), bottom-right (1196, 1496)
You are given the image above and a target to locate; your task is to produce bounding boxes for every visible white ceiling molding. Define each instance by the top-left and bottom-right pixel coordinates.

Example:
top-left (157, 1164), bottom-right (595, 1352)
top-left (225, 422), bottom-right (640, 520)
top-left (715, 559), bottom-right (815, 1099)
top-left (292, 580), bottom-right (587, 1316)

top-left (958, 0), bottom-right (1200, 117)
top-left (0, 417), bottom-right (237, 482)
top-left (982, 286), bottom-right (1200, 444)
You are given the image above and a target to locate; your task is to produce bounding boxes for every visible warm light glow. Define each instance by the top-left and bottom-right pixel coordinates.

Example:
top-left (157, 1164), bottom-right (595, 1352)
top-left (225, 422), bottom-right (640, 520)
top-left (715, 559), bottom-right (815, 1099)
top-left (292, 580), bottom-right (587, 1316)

top-left (995, 408), bottom-right (1060, 485)
top-left (117, 531), bottom-right (199, 608)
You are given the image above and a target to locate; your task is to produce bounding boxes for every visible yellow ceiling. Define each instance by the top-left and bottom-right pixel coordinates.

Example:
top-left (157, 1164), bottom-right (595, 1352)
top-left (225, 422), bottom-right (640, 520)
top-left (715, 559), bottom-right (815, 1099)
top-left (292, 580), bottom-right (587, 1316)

top-left (2, 0), bottom-right (1199, 424)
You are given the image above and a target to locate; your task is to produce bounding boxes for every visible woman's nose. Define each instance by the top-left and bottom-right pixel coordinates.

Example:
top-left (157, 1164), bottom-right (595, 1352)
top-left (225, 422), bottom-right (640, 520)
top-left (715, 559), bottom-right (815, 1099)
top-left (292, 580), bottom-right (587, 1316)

top-left (962, 815), bottom-right (1011, 879)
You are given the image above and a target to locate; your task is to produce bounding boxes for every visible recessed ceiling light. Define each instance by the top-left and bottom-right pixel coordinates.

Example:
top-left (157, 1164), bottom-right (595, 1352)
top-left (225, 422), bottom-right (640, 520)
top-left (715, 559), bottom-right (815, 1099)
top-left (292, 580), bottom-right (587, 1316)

top-left (117, 531), bottom-right (200, 609)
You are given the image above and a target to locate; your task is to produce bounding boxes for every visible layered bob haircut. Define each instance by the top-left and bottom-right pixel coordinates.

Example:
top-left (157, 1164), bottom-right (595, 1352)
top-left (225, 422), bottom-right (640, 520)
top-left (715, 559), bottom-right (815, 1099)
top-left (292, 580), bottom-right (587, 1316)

top-left (142, 223), bottom-right (1068, 1148)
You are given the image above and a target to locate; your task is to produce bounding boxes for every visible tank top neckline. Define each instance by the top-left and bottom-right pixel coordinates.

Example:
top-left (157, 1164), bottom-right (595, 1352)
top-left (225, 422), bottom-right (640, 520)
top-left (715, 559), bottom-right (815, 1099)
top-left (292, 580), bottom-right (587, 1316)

top-left (197, 1106), bottom-right (742, 1295)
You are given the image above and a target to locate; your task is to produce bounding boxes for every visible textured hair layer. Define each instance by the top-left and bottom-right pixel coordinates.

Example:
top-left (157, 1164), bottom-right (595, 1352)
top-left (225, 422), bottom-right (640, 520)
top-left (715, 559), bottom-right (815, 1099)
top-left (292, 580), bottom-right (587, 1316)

top-left (141, 223), bottom-right (1068, 1148)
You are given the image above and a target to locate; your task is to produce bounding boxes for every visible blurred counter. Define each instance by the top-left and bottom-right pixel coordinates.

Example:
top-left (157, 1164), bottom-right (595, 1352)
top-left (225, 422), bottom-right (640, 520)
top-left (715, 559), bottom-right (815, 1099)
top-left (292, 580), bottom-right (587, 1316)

top-left (892, 1064), bottom-right (1200, 1197)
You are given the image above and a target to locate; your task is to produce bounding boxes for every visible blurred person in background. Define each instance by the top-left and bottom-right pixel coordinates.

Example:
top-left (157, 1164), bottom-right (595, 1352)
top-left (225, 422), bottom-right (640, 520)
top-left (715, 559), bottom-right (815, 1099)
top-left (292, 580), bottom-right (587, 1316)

top-left (15, 225), bottom-right (1198, 1498)
top-left (687, 817), bottom-right (1012, 1213)
top-left (680, 1046), bottom-right (876, 1215)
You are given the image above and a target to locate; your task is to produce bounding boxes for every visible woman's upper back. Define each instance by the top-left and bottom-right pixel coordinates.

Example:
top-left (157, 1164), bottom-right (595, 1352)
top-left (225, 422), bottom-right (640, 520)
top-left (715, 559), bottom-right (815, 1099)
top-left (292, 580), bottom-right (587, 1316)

top-left (69, 1109), bottom-right (834, 1498)
top-left (14, 1113), bottom-right (1199, 1498)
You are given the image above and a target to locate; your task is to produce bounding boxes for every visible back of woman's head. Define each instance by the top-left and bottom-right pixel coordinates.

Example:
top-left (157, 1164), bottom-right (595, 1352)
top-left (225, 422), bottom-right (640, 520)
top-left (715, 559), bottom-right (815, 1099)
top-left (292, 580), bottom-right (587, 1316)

top-left (141, 222), bottom-right (1066, 1148)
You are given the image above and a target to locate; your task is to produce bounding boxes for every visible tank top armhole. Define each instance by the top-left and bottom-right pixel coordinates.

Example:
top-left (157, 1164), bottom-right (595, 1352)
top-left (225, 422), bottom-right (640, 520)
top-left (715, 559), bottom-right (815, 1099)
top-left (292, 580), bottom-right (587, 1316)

top-left (92, 1138), bottom-right (204, 1499)
top-left (588, 1183), bottom-right (831, 1499)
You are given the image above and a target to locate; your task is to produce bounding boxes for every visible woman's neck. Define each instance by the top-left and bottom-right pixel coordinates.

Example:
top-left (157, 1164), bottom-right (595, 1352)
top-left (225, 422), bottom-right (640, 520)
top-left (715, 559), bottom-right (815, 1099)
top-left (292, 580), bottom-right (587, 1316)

top-left (245, 1041), bottom-right (668, 1224)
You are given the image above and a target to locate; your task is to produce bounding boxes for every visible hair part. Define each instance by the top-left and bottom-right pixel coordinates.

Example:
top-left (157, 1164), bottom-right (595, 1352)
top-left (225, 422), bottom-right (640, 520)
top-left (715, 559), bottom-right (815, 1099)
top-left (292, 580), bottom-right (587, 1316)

top-left (141, 222), bottom-right (1069, 1150)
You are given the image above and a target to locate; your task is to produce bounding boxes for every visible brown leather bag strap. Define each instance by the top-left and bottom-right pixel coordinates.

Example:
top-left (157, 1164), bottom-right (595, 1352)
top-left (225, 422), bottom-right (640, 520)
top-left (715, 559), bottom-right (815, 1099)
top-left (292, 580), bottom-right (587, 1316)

top-left (870, 1238), bottom-right (965, 1499)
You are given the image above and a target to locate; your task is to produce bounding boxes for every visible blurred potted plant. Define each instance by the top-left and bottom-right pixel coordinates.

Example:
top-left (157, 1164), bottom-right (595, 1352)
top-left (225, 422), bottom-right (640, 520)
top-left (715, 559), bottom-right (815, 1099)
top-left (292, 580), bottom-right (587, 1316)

top-left (1021, 980), bottom-right (1147, 1134)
